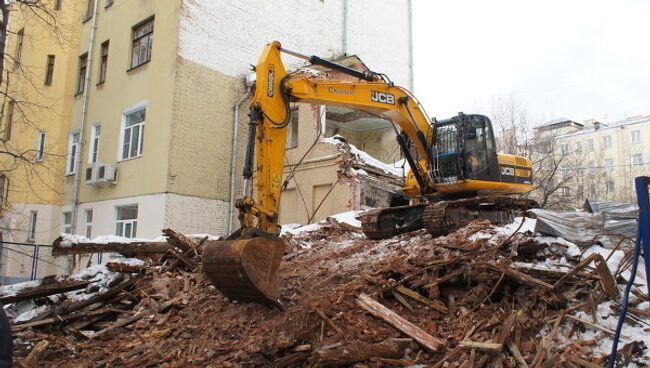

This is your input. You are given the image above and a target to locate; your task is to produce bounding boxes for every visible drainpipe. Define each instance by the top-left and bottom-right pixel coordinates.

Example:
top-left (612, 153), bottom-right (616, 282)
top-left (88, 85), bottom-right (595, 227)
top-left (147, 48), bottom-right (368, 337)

top-left (407, 0), bottom-right (414, 91)
top-left (227, 79), bottom-right (253, 234)
top-left (71, 0), bottom-right (99, 234)
top-left (342, 0), bottom-right (348, 54)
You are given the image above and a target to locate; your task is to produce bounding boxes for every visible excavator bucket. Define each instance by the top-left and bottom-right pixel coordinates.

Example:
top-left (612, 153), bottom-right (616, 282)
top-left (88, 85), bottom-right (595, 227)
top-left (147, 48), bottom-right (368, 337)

top-left (202, 237), bottom-right (285, 306)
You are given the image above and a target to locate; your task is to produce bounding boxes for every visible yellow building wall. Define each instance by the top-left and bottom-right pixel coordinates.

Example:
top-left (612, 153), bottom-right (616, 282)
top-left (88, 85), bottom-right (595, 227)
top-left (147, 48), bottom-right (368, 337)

top-left (65, 0), bottom-right (181, 205)
top-left (2, 0), bottom-right (82, 207)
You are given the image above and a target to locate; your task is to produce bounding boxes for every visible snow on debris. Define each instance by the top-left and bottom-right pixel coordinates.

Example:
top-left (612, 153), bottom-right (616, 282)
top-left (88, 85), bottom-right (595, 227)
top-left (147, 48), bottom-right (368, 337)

top-left (59, 233), bottom-right (161, 247)
top-left (282, 210), bottom-right (363, 236)
top-left (0, 280), bottom-right (41, 298)
top-left (320, 135), bottom-right (404, 177)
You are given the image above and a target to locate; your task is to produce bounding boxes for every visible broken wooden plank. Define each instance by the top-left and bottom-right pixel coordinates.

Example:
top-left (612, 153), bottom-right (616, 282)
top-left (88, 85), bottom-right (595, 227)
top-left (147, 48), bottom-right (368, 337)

top-left (311, 339), bottom-right (404, 367)
top-left (52, 236), bottom-right (170, 256)
top-left (356, 293), bottom-right (444, 352)
top-left (24, 340), bottom-right (49, 365)
top-left (552, 253), bottom-right (619, 301)
top-left (0, 279), bottom-right (91, 304)
top-left (490, 263), bottom-right (553, 290)
top-left (162, 228), bottom-right (198, 257)
top-left (90, 309), bottom-right (149, 340)
top-left (106, 262), bottom-right (148, 273)
top-left (507, 339), bottom-right (530, 368)
top-left (458, 340), bottom-right (502, 353)
top-left (565, 315), bottom-right (628, 338)
top-left (394, 285), bottom-right (448, 313)
top-left (314, 308), bottom-right (343, 335)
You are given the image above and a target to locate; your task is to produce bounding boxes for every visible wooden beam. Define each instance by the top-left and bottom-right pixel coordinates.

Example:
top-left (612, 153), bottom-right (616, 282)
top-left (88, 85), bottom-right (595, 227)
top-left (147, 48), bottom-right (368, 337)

top-left (0, 280), bottom-right (91, 304)
top-left (356, 293), bottom-right (444, 352)
top-left (52, 236), bottom-right (170, 256)
top-left (394, 285), bottom-right (448, 313)
top-left (458, 340), bottom-right (502, 353)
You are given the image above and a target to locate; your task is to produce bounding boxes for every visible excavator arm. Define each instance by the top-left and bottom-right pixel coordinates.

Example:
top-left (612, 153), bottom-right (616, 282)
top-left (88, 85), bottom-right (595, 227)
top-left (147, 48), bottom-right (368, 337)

top-left (241, 41), bottom-right (435, 236)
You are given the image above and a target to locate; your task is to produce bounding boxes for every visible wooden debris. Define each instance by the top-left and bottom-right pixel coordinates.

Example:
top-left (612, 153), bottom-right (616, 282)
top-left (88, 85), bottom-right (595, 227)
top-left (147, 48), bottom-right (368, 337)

top-left (314, 308), bottom-right (343, 335)
top-left (490, 263), bottom-right (554, 290)
top-left (0, 279), bottom-right (91, 304)
top-left (357, 293), bottom-right (444, 352)
top-left (394, 285), bottom-right (448, 313)
top-left (458, 340), bottom-right (502, 353)
top-left (52, 236), bottom-right (170, 256)
top-left (553, 253), bottom-right (619, 301)
top-left (24, 340), bottom-right (49, 365)
top-left (106, 262), bottom-right (148, 273)
top-left (311, 339), bottom-right (404, 367)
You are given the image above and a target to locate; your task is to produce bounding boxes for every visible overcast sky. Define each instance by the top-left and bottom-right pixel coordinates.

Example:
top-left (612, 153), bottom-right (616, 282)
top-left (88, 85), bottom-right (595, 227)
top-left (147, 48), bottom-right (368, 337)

top-left (412, 0), bottom-right (650, 125)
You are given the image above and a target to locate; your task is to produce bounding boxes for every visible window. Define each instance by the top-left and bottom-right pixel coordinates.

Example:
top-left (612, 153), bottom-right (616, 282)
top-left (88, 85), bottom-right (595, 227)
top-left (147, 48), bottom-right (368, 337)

top-left (590, 183), bottom-right (596, 196)
top-left (586, 139), bottom-right (594, 151)
top-left (121, 108), bottom-right (145, 160)
top-left (116, 205), bottom-right (138, 238)
top-left (66, 131), bottom-right (80, 175)
top-left (603, 159), bottom-right (614, 168)
top-left (55, 0), bottom-right (63, 10)
top-left (603, 135), bottom-right (612, 149)
top-left (561, 187), bottom-right (570, 196)
top-left (14, 28), bottom-right (24, 69)
top-left (27, 210), bottom-right (37, 242)
top-left (606, 180), bottom-right (615, 192)
top-left (561, 143), bottom-right (569, 155)
top-left (2, 100), bottom-right (15, 141)
top-left (559, 167), bottom-right (569, 178)
top-left (0, 175), bottom-right (9, 208)
top-left (45, 55), bottom-right (55, 85)
top-left (62, 211), bottom-right (72, 234)
top-left (85, 209), bottom-right (93, 239)
top-left (76, 53), bottom-right (88, 94)
top-left (575, 141), bottom-right (582, 153)
top-left (631, 130), bottom-right (641, 144)
top-left (84, 0), bottom-right (94, 21)
top-left (89, 124), bottom-right (100, 164)
top-left (285, 106), bottom-right (299, 149)
top-left (631, 153), bottom-right (643, 166)
top-left (98, 41), bottom-right (109, 84)
top-left (131, 18), bottom-right (154, 69)
top-left (36, 131), bottom-right (46, 161)
top-left (587, 161), bottom-right (594, 175)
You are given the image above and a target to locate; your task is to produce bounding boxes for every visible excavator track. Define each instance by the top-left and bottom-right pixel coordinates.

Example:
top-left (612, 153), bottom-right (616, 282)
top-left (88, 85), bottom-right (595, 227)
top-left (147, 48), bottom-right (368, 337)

top-left (359, 204), bottom-right (426, 239)
top-left (423, 195), bottom-right (538, 237)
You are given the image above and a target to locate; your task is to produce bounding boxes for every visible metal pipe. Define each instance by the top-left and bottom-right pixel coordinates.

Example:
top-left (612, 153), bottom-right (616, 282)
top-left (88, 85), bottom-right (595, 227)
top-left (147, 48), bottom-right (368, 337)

top-left (227, 81), bottom-right (252, 234)
top-left (407, 0), bottom-right (414, 91)
top-left (71, 0), bottom-right (99, 234)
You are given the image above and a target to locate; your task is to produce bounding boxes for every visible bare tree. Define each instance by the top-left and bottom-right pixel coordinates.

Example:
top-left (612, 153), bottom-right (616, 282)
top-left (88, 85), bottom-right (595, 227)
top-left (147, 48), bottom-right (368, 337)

top-left (488, 96), bottom-right (579, 209)
top-left (0, 0), bottom-right (69, 215)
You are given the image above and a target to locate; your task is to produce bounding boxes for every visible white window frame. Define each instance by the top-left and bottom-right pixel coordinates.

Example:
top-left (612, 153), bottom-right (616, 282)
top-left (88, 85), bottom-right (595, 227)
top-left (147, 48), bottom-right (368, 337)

top-left (27, 210), bottom-right (37, 242)
top-left (84, 209), bottom-right (93, 239)
top-left (630, 130), bottom-right (641, 144)
top-left (36, 130), bottom-right (46, 162)
top-left (62, 211), bottom-right (73, 234)
top-left (603, 158), bottom-right (614, 168)
top-left (606, 180), bottom-right (615, 192)
top-left (631, 153), bottom-right (643, 166)
top-left (66, 130), bottom-right (80, 175)
top-left (88, 123), bottom-right (101, 164)
top-left (115, 204), bottom-right (138, 238)
top-left (118, 102), bottom-right (148, 161)
top-left (575, 141), bottom-right (582, 153)
top-left (561, 144), bottom-right (570, 155)
top-left (586, 139), bottom-right (594, 151)
top-left (603, 135), bottom-right (612, 149)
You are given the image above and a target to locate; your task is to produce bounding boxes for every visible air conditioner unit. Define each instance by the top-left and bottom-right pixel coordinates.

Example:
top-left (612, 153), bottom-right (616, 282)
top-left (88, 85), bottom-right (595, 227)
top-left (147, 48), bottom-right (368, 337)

top-left (96, 163), bottom-right (117, 184)
top-left (85, 165), bottom-right (99, 185)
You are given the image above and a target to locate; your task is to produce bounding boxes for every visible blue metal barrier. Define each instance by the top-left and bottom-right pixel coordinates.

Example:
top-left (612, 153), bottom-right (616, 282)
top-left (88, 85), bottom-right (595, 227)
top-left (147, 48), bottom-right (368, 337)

top-left (608, 176), bottom-right (650, 367)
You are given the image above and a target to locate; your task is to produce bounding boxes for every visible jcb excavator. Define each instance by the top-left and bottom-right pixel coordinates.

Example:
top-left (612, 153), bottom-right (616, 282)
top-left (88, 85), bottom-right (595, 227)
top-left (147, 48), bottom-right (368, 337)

top-left (202, 41), bottom-right (537, 306)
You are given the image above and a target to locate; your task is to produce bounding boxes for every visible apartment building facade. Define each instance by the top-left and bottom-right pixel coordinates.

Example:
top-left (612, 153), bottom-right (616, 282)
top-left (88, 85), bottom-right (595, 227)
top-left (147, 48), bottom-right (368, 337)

top-left (0, 0), bottom-right (413, 283)
top-left (532, 115), bottom-right (650, 208)
top-left (0, 1), bottom-right (83, 283)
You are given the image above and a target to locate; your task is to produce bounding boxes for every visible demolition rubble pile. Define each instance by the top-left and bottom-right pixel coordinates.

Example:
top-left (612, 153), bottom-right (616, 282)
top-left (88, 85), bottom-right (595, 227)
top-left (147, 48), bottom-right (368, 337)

top-left (6, 216), bottom-right (650, 367)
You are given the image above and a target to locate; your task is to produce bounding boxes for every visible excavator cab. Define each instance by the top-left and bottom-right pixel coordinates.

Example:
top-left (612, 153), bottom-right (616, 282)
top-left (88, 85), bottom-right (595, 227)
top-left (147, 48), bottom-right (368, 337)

top-left (433, 114), bottom-right (499, 183)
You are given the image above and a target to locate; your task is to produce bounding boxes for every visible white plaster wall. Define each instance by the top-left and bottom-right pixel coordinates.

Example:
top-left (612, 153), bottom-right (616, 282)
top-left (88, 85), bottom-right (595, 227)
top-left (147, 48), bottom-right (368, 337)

top-left (66, 193), bottom-right (167, 240)
top-left (163, 193), bottom-right (230, 237)
top-left (178, 0), bottom-right (412, 86)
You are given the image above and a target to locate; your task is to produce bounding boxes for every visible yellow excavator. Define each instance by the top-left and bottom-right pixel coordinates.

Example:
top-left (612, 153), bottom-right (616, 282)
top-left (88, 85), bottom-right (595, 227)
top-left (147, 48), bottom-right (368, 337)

top-left (202, 41), bottom-right (536, 306)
